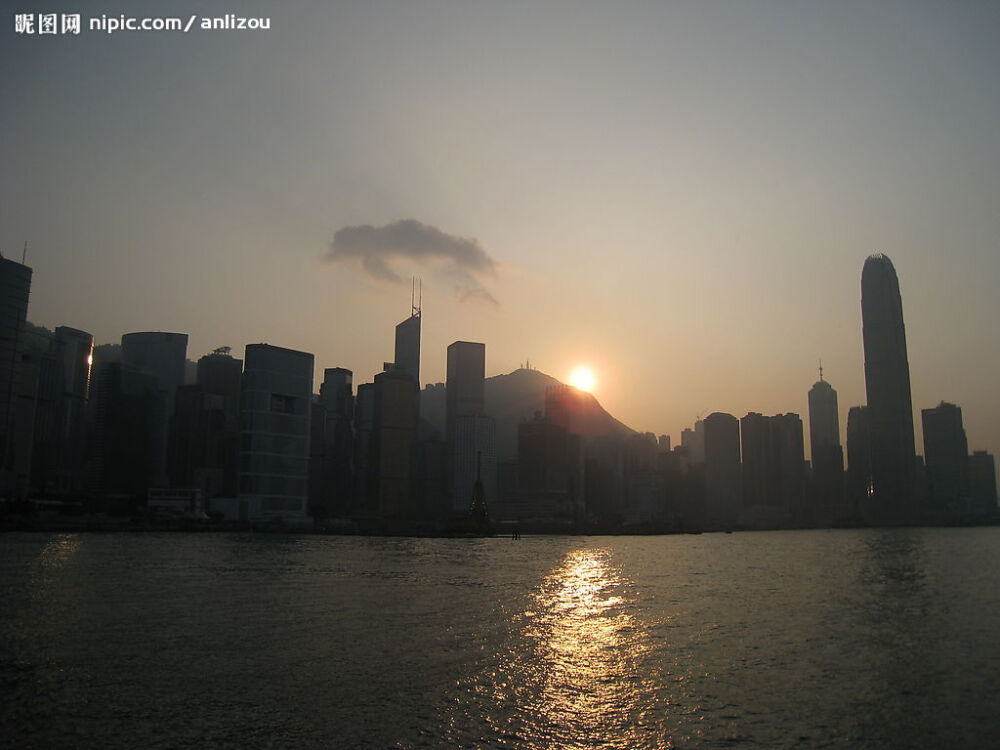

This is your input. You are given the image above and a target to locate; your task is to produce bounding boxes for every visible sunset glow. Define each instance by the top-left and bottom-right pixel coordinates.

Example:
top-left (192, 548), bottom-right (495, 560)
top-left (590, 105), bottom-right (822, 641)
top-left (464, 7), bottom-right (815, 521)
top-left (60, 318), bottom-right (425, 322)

top-left (569, 367), bottom-right (596, 393)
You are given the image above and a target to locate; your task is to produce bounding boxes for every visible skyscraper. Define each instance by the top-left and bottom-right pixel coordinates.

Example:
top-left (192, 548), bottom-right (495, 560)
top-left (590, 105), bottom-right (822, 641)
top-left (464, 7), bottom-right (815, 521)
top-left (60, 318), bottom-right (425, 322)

top-left (170, 348), bottom-right (242, 497)
top-left (740, 412), bottom-right (805, 522)
top-left (122, 331), bottom-right (189, 486)
top-left (808, 372), bottom-right (844, 511)
top-left (968, 451), bottom-right (997, 517)
top-left (371, 368), bottom-right (416, 521)
top-left (861, 254), bottom-right (916, 523)
top-left (239, 344), bottom-right (313, 522)
top-left (0, 256), bottom-right (32, 493)
top-left (921, 402), bottom-right (969, 513)
top-left (54, 326), bottom-right (93, 490)
top-left (394, 314), bottom-right (420, 389)
top-left (446, 341), bottom-right (495, 513)
top-left (393, 281), bottom-right (422, 388)
top-left (680, 419), bottom-right (705, 464)
top-left (808, 373), bottom-right (839, 454)
top-left (845, 405), bottom-right (872, 507)
top-left (88, 361), bottom-right (161, 498)
top-left (353, 382), bottom-right (376, 516)
top-left (703, 412), bottom-right (741, 528)
top-left (446, 341), bottom-right (485, 426)
top-left (315, 367), bottom-right (354, 518)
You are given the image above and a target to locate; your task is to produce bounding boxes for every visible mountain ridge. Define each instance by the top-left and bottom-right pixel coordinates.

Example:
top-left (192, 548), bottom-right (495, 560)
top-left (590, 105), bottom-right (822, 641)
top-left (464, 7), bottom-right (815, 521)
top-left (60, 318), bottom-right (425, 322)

top-left (420, 367), bottom-right (634, 461)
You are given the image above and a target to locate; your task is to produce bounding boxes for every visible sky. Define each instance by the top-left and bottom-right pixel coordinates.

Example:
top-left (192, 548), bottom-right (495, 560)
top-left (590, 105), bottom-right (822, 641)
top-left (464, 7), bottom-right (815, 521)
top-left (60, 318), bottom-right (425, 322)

top-left (3, 0), bottom-right (999, 464)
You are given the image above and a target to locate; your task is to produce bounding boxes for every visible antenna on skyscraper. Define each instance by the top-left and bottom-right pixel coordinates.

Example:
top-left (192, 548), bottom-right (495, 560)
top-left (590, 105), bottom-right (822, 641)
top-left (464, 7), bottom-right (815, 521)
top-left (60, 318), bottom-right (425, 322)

top-left (411, 276), bottom-right (422, 317)
top-left (21, 241), bottom-right (27, 264)
top-left (819, 359), bottom-right (824, 382)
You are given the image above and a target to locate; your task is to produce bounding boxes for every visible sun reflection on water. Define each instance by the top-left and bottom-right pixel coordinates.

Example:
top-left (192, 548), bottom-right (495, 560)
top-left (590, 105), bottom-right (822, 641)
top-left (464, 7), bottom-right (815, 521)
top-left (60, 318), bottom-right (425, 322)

top-left (38, 534), bottom-right (81, 568)
top-left (490, 547), bottom-right (658, 748)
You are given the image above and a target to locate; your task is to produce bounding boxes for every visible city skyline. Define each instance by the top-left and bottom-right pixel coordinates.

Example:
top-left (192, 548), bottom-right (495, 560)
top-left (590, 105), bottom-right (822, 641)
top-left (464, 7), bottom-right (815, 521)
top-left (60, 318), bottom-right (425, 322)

top-left (3, 1), bottom-right (999, 463)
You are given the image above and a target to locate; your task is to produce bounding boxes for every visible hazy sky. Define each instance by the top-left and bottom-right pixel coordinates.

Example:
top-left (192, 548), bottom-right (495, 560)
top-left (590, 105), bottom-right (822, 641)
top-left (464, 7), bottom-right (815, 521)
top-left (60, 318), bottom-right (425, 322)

top-left (3, 0), bottom-right (999, 463)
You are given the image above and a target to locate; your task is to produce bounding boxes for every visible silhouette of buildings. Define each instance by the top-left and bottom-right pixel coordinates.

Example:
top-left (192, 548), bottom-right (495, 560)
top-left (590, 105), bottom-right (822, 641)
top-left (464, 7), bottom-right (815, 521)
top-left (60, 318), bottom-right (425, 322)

top-left (921, 402), bottom-right (969, 513)
top-left (623, 432), bottom-right (666, 524)
top-left (808, 373), bottom-right (844, 515)
top-left (845, 405), bottom-right (871, 510)
top-left (353, 382), bottom-right (375, 515)
top-left (517, 413), bottom-right (582, 495)
top-left (122, 332), bottom-right (188, 487)
top-left (681, 420), bottom-right (705, 463)
top-left (968, 451), bottom-right (997, 517)
top-left (16, 326), bottom-right (94, 496)
top-left (8, 247), bottom-right (1000, 535)
top-left (740, 412), bottom-right (805, 525)
top-left (703, 412), bottom-right (741, 528)
top-left (861, 254), bottom-right (916, 523)
top-left (446, 341), bottom-right (496, 513)
top-left (495, 411), bottom-right (582, 523)
top-left (310, 367), bottom-right (354, 519)
top-left (0, 256), bottom-right (32, 496)
top-left (53, 327), bottom-right (93, 491)
top-left (238, 344), bottom-right (313, 522)
top-left (446, 341), bottom-right (485, 424)
top-left (88, 361), bottom-right (161, 499)
top-left (370, 368), bottom-right (417, 521)
top-left (170, 348), bottom-right (242, 498)
top-left (394, 313), bottom-right (421, 389)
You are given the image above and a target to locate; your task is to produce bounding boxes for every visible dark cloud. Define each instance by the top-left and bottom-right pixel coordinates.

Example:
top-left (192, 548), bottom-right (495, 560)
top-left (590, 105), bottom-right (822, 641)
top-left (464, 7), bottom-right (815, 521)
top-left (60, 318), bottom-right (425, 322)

top-left (326, 219), bottom-right (499, 305)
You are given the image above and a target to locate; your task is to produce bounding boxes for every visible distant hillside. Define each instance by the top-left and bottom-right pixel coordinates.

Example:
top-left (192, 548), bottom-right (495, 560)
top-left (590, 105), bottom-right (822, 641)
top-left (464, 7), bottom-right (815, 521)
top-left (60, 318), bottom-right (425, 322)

top-left (420, 367), bottom-right (634, 460)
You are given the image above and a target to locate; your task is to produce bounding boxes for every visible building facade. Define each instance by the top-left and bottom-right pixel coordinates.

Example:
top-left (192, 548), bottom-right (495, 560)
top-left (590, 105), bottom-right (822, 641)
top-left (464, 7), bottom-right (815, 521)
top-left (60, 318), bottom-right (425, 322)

top-left (238, 344), bottom-right (313, 522)
top-left (921, 402), bottom-right (969, 513)
top-left (313, 367), bottom-right (354, 519)
top-left (703, 412), bottom-right (741, 528)
top-left (0, 257), bottom-right (32, 495)
top-left (968, 451), bottom-right (997, 517)
top-left (740, 412), bottom-right (805, 523)
top-left (808, 376), bottom-right (844, 512)
top-left (393, 313), bottom-right (421, 389)
top-left (121, 331), bottom-right (189, 486)
top-left (445, 341), bottom-right (494, 513)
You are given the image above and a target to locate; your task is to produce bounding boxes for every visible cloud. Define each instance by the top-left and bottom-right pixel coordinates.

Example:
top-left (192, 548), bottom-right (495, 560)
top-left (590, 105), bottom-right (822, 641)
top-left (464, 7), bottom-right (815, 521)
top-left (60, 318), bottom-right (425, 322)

top-left (326, 219), bottom-right (499, 305)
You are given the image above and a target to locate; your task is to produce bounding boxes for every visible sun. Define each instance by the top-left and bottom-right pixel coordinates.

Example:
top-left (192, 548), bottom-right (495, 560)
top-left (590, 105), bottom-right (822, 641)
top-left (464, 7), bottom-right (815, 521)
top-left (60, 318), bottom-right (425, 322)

top-left (569, 367), bottom-right (596, 393)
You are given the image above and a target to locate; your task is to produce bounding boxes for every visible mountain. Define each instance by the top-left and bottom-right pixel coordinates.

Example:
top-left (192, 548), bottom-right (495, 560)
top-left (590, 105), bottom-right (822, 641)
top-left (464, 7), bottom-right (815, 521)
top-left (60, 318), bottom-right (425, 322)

top-left (420, 367), bottom-right (634, 460)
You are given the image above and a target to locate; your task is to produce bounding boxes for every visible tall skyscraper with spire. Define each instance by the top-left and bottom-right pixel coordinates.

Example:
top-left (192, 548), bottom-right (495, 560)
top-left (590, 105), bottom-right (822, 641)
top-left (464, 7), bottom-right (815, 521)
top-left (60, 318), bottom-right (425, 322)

top-left (861, 253), bottom-right (916, 522)
top-left (808, 365), bottom-right (844, 513)
top-left (393, 278), bottom-right (421, 388)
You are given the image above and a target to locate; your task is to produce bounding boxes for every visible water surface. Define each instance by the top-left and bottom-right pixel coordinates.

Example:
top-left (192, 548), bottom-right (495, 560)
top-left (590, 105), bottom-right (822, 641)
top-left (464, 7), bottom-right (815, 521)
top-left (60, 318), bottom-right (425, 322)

top-left (2, 528), bottom-right (998, 748)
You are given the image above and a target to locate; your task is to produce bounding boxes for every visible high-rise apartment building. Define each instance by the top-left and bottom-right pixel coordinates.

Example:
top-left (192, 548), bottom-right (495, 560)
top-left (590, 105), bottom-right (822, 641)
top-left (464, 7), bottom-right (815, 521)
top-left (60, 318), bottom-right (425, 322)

top-left (703, 412), bottom-right (741, 527)
top-left (740, 412), bottom-right (805, 519)
top-left (861, 254), bottom-right (916, 522)
top-left (680, 420), bottom-right (705, 464)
